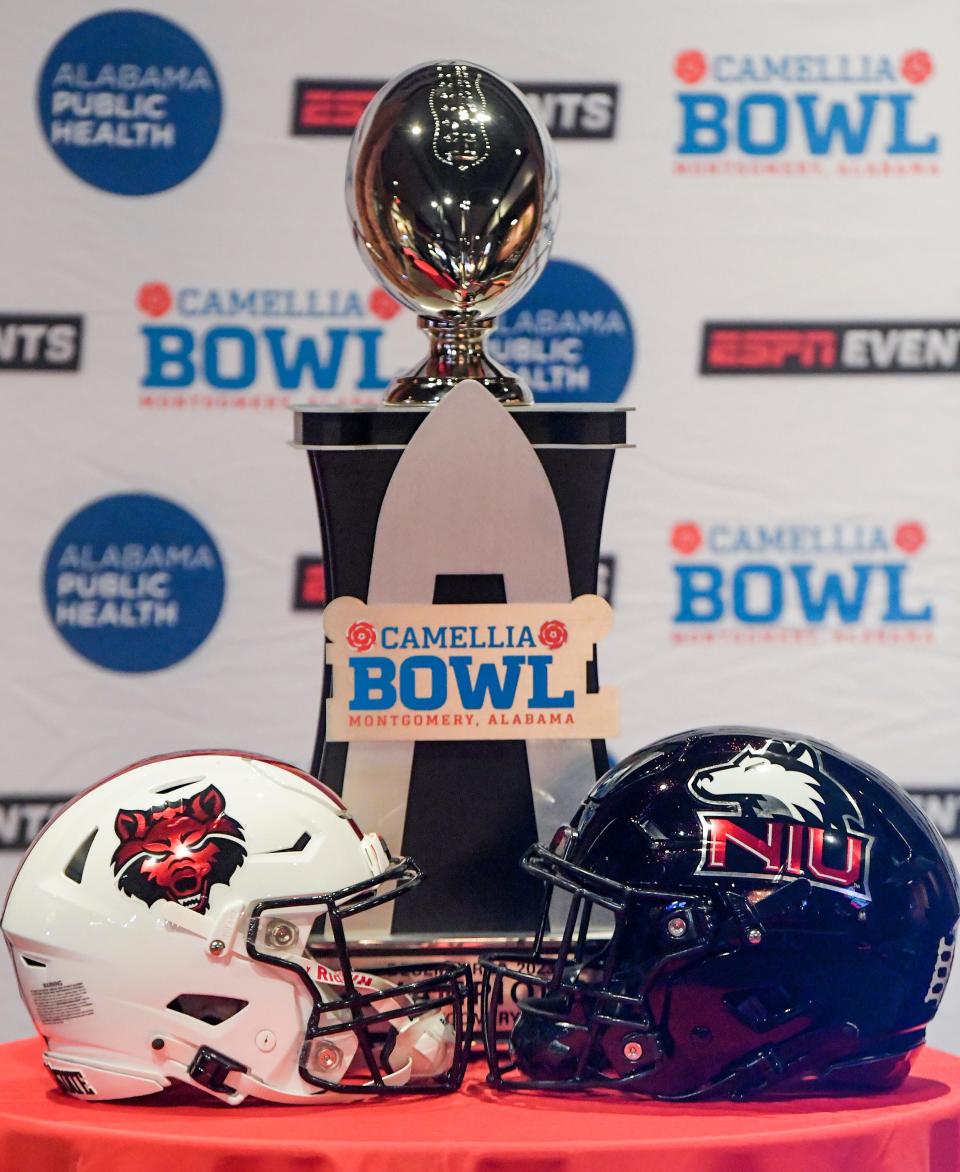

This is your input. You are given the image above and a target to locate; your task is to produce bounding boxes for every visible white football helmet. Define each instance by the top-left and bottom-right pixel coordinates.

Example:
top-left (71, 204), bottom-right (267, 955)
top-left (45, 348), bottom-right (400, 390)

top-left (1, 750), bottom-right (473, 1104)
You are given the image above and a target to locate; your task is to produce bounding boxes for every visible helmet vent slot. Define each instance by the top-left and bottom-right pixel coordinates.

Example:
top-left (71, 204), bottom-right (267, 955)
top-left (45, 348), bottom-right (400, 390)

top-left (64, 829), bottom-right (97, 884)
top-left (153, 775), bottom-right (206, 795)
top-left (268, 833), bottom-right (311, 854)
top-left (167, 994), bottom-right (248, 1026)
top-left (20, 955), bottom-right (46, 968)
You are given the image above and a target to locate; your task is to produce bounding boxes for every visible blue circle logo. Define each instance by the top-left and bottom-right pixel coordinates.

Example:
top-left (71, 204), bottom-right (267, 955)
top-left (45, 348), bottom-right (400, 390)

top-left (43, 493), bottom-right (225, 672)
top-left (490, 258), bottom-right (635, 404)
top-left (37, 10), bottom-right (222, 196)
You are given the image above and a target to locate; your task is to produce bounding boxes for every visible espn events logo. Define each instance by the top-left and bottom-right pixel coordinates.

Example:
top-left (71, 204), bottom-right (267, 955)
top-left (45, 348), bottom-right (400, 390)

top-left (673, 49), bottom-right (939, 176)
top-left (907, 790), bottom-right (960, 841)
top-left (702, 322), bottom-right (960, 375)
top-left (292, 79), bottom-right (618, 139)
top-left (0, 315), bottom-right (83, 371)
top-left (136, 281), bottom-right (408, 407)
top-left (670, 520), bottom-right (934, 644)
top-left (293, 553), bottom-right (619, 611)
top-left (0, 796), bottom-right (70, 851)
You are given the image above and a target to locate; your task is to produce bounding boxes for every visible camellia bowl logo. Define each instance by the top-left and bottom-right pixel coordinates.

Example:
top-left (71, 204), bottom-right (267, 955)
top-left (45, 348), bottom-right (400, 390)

top-left (669, 519), bottom-right (934, 644)
top-left (136, 281), bottom-right (410, 408)
top-left (324, 596), bottom-right (616, 741)
top-left (43, 493), bottom-right (225, 672)
top-left (489, 258), bottom-right (635, 404)
top-left (673, 48), bottom-right (939, 176)
top-left (38, 10), bottom-right (222, 196)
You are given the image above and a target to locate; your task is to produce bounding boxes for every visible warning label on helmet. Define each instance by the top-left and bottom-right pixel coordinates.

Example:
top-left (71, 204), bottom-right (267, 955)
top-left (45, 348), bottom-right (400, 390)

top-left (32, 980), bottom-right (94, 1025)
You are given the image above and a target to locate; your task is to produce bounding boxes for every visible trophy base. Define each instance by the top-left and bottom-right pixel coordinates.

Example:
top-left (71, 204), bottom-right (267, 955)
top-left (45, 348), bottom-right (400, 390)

top-left (386, 374), bottom-right (531, 407)
top-left (385, 316), bottom-right (534, 406)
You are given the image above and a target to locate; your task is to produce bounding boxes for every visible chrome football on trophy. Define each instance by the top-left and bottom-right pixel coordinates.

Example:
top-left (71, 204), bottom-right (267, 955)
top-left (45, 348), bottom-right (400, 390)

top-left (346, 60), bottom-right (558, 405)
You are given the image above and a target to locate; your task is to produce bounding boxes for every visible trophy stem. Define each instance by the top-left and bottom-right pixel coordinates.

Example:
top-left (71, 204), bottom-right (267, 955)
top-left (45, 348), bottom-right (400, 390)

top-left (385, 317), bottom-right (533, 407)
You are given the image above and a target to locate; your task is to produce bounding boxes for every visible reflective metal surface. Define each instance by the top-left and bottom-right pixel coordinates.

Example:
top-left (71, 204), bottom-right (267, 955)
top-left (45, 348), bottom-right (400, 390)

top-left (346, 60), bottom-right (558, 405)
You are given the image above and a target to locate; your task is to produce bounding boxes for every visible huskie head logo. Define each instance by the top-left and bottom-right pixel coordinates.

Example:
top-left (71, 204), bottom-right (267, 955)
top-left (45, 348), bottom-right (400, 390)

top-left (689, 740), bottom-right (872, 898)
top-left (689, 741), bottom-right (863, 829)
top-left (111, 784), bottom-right (246, 914)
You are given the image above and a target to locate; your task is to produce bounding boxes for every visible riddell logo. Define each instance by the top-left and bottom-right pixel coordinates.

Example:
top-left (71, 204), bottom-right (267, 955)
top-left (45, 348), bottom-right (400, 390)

top-left (292, 79), bottom-right (618, 139)
top-left (673, 49), bottom-right (939, 176)
top-left (669, 520), bottom-right (934, 644)
top-left (702, 321), bottom-right (960, 375)
top-left (0, 315), bottom-right (83, 371)
top-left (136, 281), bottom-right (408, 408)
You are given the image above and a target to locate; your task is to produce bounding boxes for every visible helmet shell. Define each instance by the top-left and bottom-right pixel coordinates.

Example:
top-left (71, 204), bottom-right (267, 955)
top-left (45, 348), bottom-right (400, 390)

top-left (484, 727), bottom-right (960, 1098)
top-left (1, 751), bottom-right (392, 1101)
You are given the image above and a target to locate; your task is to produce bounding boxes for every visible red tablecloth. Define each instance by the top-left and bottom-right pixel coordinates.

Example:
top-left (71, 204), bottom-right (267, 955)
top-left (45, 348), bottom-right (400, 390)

top-left (1, 1037), bottom-right (958, 1172)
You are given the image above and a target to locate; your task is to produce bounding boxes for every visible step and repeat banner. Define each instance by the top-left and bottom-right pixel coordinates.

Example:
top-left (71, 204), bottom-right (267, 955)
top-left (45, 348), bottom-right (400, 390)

top-left (2, 0), bottom-right (960, 1045)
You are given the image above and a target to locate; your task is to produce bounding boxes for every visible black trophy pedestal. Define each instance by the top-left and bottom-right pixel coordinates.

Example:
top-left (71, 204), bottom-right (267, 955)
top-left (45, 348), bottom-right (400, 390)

top-left (293, 402), bottom-right (628, 937)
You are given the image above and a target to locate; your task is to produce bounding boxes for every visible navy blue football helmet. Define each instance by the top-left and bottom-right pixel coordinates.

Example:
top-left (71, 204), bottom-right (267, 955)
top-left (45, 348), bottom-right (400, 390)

top-left (480, 728), bottom-right (960, 1099)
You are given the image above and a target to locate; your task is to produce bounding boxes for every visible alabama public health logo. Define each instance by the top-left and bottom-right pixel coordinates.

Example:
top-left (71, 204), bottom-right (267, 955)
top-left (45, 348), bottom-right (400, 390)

top-left (669, 519), bottom-right (934, 644)
top-left (136, 281), bottom-right (405, 407)
top-left (43, 493), bottom-right (225, 672)
top-left (489, 259), bottom-right (634, 404)
top-left (38, 10), bottom-right (222, 196)
top-left (673, 48), bottom-right (939, 176)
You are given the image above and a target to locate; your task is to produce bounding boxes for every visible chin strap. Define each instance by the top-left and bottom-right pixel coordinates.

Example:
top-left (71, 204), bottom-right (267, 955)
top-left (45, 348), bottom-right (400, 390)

top-left (154, 1035), bottom-right (413, 1105)
top-left (668, 1021), bottom-right (863, 1102)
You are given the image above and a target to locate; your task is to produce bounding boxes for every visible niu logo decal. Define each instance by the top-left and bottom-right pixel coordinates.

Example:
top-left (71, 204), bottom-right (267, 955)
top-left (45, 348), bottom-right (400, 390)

top-left (690, 741), bottom-right (872, 897)
top-left (111, 784), bottom-right (246, 914)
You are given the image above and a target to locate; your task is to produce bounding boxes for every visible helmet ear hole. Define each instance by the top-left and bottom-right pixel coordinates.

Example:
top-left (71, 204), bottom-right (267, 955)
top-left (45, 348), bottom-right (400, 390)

top-left (725, 985), bottom-right (804, 1031)
top-left (166, 994), bottom-right (248, 1026)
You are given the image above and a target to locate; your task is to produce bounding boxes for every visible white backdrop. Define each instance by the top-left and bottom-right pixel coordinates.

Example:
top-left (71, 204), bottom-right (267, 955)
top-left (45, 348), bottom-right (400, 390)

top-left (2, 0), bottom-right (960, 1049)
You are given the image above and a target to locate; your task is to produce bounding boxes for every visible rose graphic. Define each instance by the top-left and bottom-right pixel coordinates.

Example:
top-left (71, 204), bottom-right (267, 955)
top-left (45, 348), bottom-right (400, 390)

top-left (538, 620), bottom-right (568, 650)
top-left (346, 621), bottom-right (377, 651)
top-left (137, 282), bottom-right (172, 318)
top-left (671, 522), bottom-right (702, 555)
top-left (894, 521), bottom-right (926, 554)
top-left (901, 51), bottom-right (933, 85)
top-left (674, 50), bottom-right (707, 84)
top-left (368, 288), bottom-right (403, 320)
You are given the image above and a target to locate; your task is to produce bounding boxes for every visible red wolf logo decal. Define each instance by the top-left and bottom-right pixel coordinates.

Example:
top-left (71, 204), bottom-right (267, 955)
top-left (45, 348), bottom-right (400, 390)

top-left (111, 784), bottom-right (246, 914)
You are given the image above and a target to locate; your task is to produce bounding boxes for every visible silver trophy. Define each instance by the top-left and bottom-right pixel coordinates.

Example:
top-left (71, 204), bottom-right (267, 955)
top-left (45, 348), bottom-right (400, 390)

top-left (346, 61), bottom-right (558, 405)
